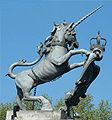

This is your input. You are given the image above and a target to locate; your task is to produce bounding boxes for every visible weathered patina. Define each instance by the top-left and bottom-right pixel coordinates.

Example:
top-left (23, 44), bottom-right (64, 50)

top-left (7, 6), bottom-right (105, 119)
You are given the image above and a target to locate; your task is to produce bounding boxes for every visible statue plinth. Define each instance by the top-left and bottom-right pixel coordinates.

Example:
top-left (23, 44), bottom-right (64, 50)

top-left (6, 110), bottom-right (73, 120)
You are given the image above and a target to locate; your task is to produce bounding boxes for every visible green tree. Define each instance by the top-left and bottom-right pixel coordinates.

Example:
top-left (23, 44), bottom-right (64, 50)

top-left (0, 94), bottom-right (52, 120)
top-left (54, 98), bottom-right (65, 110)
top-left (0, 101), bottom-right (41, 120)
top-left (73, 95), bottom-right (95, 120)
top-left (94, 100), bottom-right (112, 120)
top-left (54, 94), bottom-right (112, 120)
top-left (1, 94), bottom-right (112, 120)
top-left (0, 103), bottom-right (14, 120)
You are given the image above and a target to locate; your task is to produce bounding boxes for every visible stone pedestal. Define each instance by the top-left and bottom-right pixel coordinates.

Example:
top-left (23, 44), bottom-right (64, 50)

top-left (6, 110), bottom-right (73, 120)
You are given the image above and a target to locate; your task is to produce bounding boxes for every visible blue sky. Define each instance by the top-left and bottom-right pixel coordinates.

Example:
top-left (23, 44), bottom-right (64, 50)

top-left (0, 0), bottom-right (112, 106)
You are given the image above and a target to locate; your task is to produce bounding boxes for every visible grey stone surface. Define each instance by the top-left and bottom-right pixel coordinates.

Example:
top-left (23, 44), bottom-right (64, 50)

top-left (6, 110), bottom-right (62, 120)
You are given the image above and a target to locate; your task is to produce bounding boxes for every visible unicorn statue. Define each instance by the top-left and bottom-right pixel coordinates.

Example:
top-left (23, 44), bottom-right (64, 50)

top-left (7, 6), bottom-right (105, 119)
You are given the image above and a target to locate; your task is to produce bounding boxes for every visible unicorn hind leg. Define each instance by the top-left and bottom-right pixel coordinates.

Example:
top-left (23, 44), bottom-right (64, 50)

top-left (11, 85), bottom-right (25, 120)
top-left (16, 85), bottom-right (25, 110)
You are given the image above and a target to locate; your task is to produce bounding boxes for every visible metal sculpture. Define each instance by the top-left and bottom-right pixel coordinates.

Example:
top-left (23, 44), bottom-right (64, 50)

top-left (63, 32), bottom-right (107, 119)
top-left (6, 6), bottom-right (104, 119)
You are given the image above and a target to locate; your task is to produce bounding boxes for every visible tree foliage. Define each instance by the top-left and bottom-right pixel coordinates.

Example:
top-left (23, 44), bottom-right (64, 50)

top-left (0, 94), bottom-right (112, 120)
top-left (0, 103), bottom-right (14, 120)
top-left (54, 94), bottom-right (112, 120)
top-left (94, 100), bottom-right (112, 120)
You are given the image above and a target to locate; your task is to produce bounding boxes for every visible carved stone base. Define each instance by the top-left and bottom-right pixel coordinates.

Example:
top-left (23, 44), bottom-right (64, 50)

top-left (6, 110), bottom-right (73, 120)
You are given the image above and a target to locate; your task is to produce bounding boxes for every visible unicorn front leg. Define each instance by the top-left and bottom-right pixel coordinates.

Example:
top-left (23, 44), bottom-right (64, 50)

top-left (70, 49), bottom-right (90, 56)
top-left (51, 49), bottom-right (91, 66)
top-left (67, 61), bottom-right (85, 72)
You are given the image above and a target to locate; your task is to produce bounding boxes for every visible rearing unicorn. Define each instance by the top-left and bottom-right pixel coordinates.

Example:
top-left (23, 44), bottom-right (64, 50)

top-left (7, 6), bottom-right (102, 116)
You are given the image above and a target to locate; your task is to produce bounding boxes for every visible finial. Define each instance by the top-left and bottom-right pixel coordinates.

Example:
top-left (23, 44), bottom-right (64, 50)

top-left (97, 31), bottom-right (101, 45)
top-left (98, 31), bottom-right (100, 35)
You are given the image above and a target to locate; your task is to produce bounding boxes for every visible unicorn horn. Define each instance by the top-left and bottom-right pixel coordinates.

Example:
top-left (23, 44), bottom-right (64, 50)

top-left (73, 5), bottom-right (103, 28)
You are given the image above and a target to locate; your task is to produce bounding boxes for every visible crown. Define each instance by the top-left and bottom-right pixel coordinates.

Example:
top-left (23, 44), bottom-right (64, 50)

top-left (90, 31), bottom-right (107, 52)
